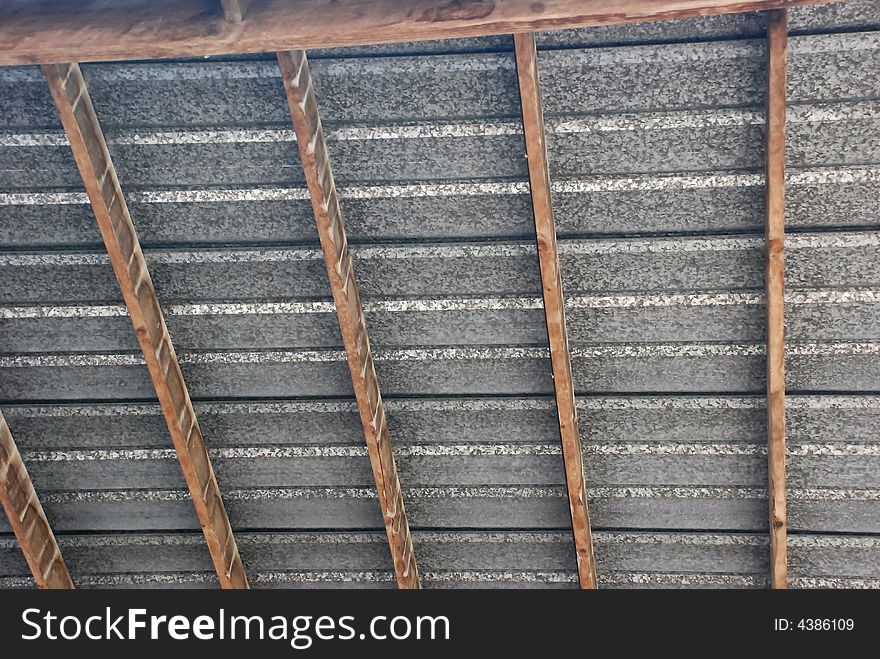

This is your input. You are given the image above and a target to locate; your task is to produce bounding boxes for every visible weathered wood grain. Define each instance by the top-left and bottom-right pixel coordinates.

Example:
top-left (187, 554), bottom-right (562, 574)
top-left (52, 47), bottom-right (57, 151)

top-left (220, 0), bottom-right (249, 22)
top-left (0, 1), bottom-right (838, 65)
top-left (514, 32), bottom-right (598, 589)
top-left (765, 8), bottom-right (789, 590)
top-left (43, 63), bottom-right (248, 589)
top-left (0, 410), bottom-right (73, 589)
top-left (277, 50), bottom-right (420, 589)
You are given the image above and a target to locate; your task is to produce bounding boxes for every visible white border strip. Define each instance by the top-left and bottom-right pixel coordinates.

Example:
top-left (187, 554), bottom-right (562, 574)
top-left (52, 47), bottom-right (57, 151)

top-left (2, 342), bottom-right (879, 368)
top-left (6, 230), bottom-right (877, 266)
top-left (4, 394), bottom-right (878, 419)
top-left (3, 289), bottom-right (880, 319)
top-left (38, 441), bottom-right (880, 462)
top-left (1, 100), bottom-right (876, 148)
top-left (2, 167), bottom-right (878, 206)
top-left (34, 485), bottom-right (880, 503)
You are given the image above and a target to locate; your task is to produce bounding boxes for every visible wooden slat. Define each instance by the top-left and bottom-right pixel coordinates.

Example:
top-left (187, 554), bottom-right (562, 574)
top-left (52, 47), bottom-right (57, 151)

top-left (42, 63), bottom-right (248, 590)
top-left (514, 32), bottom-right (597, 590)
top-left (0, 0), bottom-right (838, 65)
top-left (277, 50), bottom-right (419, 589)
top-left (764, 8), bottom-right (789, 590)
top-left (0, 410), bottom-right (73, 589)
top-left (220, 0), bottom-right (249, 22)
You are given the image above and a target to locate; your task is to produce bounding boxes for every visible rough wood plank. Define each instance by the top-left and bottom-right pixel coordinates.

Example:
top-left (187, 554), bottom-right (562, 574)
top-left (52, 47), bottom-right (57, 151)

top-left (277, 50), bottom-right (420, 589)
top-left (220, 0), bottom-right (249, 22)
top-left (514, 32), bottom-right (598, 590)
top-left (0, 0), bottom-right (839, 65)
top-left (0, 410), bottom-right (73, 589)
top-left (765, 8), bottom-right (789, 590)
top-left (42, 63), bottom-right (248, 590)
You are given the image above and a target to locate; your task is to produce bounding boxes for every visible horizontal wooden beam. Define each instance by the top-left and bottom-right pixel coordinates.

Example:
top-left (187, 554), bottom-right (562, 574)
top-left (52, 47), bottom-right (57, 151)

top-left (0, 410), bottom-right (73, 589)
top-left (43, 62), bottom-right (248, 589)
top-left (514, 31), bottom-right (598, 589)
top-left (220, 0), bottom-right (249, 22)
top-left (278, 49), bottom-right (420, 588)
top-left (765, 7), bottom-right (789, 590)
top-left (0, 0), bottom-right (839, 65)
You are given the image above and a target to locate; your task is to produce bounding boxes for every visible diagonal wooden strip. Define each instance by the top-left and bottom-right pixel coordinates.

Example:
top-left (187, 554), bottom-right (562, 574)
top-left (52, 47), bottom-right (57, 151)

top-left (765, 9), bottom-right (789, 590)
top-left (42, 63), bottom-right (248, 589)
top-left (0, 410), bottom-right (73, 589)
top-left (0, 1), bottom-right (842, 66)
top-left (220, 0), bottom-right (249, 22)
top-left (277, 50), bottom-right (419, 589)
top-left (514, 32), bottom-right (598, 589)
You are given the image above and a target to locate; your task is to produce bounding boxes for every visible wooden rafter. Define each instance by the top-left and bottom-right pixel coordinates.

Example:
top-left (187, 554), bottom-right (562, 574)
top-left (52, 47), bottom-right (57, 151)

top-left (514, 32), bottom-right (598, 589)
top-left (42, 63), bottom-right (248, 589)
top-left (220, 0), bottom-right (249, 22)
top-left (0, 0), bottom-right (839, 65)
top-left (764, 8), bottom-right (789, 590)
top-left (0, 410), bottom-right (73, 589)
top-left (277, 50), bottom-right (420, 589)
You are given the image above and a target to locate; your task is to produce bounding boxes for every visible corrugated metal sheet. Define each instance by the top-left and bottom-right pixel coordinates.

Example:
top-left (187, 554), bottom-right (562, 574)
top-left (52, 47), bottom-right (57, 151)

top-left (0, 0), bottom-right (878, 588)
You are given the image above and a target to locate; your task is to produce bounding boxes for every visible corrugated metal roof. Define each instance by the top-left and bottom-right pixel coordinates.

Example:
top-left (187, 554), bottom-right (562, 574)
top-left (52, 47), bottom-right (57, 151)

top-left (0, 0), bottom-right (878, 588)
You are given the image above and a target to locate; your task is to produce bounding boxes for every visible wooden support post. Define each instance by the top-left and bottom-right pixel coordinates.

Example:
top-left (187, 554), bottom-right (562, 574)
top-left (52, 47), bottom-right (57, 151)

top-left (43, 63), bottom-right (248, 589)
top-left (277, 50), bottom-right (420, 589)
top-left (0, 411), bottom-right (73, 588)
top-left (765, 8), bottom-right (789, 590)
top-left (514, 32), bottom-right (598, 589)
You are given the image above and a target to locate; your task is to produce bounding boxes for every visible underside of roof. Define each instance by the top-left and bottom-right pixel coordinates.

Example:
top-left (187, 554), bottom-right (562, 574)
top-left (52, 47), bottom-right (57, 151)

top-left (1, 0), bottom-right (879, 588)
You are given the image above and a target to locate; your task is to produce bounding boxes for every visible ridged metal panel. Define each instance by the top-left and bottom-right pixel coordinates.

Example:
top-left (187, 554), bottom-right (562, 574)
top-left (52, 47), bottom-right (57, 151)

top-left (0, 2), bottom-right (878, 588)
